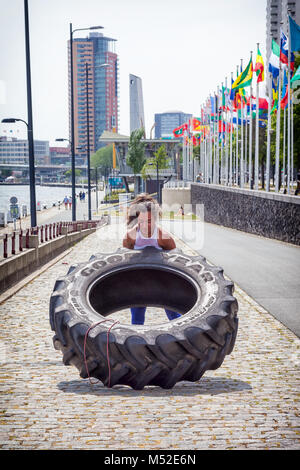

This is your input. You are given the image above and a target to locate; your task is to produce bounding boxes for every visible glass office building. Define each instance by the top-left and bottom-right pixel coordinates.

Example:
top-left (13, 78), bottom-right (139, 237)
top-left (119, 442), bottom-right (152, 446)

top-left (154, 111), bottom-right (192, 139)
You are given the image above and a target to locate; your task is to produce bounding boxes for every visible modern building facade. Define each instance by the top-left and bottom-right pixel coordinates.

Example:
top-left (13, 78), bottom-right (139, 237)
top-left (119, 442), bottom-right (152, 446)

top-left (0, 136), bottom-right (49, 165)
top-left (129, 74), bottom-right (145, 133)
top-left (154, 111), bottom-right (192, 139)
top-left (49, 146), bottom-right (71, 166)
top-left (68, 32), bottom-right (119, 162)
top-left (266, 0), bottom-right (300, 63)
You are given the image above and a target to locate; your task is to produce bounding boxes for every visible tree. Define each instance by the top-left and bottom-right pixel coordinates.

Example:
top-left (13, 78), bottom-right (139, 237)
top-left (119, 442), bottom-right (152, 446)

top-left (64, 168), bottom-right (81, 179)
top-left (126, 128), bottom-right (146, 173)
top-left (90, 144), bottom-right (114, 175)
top-left (141, 144), bottom-right (170, 180)
top-left (126, 128), bottom-right (146, 194)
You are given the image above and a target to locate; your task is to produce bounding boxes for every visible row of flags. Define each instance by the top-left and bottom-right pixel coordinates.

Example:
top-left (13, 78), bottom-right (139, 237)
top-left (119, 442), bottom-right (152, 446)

top-left (173, 15), bottom-right (300, 145)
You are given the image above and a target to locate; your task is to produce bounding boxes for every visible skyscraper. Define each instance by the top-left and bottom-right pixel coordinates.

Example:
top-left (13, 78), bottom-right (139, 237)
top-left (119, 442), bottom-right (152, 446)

top-left (129, 74), bottom-right (145, 134)
top-left (266, 0), bottom-right (300, 64)
top-left (68, 32), bottom-right (119, 162)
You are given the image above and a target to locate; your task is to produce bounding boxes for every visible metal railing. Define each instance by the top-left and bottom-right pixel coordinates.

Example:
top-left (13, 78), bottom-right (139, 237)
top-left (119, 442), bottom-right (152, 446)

top-left (0, 219), bottom-right (103, 260)
top-left (164, 180), bottom-right (191, 189)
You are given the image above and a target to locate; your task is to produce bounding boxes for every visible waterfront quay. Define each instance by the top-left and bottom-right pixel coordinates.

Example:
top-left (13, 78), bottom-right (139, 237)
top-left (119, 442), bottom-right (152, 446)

top-left (0, 220), bottom-right (299, 450)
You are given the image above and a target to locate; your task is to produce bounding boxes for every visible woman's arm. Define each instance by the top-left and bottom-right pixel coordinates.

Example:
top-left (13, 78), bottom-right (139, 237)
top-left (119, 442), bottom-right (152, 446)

top-left (158, 227), bottom-right (176, 250)
top-left (122, 226), bottom-right (137, 250)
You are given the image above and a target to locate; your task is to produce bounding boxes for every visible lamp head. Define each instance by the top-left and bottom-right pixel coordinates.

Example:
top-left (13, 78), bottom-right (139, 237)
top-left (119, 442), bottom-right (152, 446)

top-left (2, 118), bottom-right (18, 123)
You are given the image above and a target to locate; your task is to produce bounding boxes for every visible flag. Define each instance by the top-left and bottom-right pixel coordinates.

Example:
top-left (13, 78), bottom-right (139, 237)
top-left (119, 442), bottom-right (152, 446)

top-left (231, 57), bottom-right (253, 91)
top-left (221, 86), bottom-right (230, 110)
top-left (230, 77), bottom-right (235, 101)
top-left (172, 123), bottom-right (187, 137)
top-left (269, 39), bottom-right (280, 78)
top-left (289, 15), bottom-right (300, 52)
top-left (247, 96), bottom-right (268, 110)
top-left (191, 117), bottom-right (202, 131)
top-left (291, 64), bottom-right (300, 89)
top-left (271, 78), bottom-right (279, 115)
top-left (280, 30), bottom-right (288, 65)
top-left (254, 46), bottom-right (264, 82)
top-left (280, 30), bottom-right (295, 71)
top-left (234, 88), bottom-right (247, 109)
top-left (210, 96), bottom-right (216, 116)
top-left (281, 69), bottom-right (288, 109)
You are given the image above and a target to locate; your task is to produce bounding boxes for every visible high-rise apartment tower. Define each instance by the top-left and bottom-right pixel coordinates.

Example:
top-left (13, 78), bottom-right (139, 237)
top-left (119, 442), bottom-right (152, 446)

top-left (68, 32), bottom-right (119, 161)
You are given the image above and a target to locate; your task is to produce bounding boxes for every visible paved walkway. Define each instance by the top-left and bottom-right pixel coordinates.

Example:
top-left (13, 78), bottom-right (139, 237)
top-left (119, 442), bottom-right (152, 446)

top-left (166, 219), bottom-right (300, 338)
top-left (0, 220), bottom-right (299, 450)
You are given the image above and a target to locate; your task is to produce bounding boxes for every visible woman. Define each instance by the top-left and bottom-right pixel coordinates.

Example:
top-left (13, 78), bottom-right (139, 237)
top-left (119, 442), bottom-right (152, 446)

top-left (123, 193), bottom-right (181, 325)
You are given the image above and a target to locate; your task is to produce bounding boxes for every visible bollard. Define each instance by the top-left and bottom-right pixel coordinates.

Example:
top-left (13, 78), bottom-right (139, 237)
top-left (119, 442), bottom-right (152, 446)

top-left (19, 229), bottom-right (23, 251)
top-left (11, 231), bottom-right (16, 255)
top-left (40, 225), bottom-right (44, 243)
top-left (25, 229), bottom-right (29, 249)
top-left (3, 234), bottom-right (8, 258)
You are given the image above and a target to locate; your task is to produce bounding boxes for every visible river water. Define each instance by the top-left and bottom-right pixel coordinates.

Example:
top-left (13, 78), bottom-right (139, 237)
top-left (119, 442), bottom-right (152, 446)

top-left (0, 185), bottom-right (75, 211)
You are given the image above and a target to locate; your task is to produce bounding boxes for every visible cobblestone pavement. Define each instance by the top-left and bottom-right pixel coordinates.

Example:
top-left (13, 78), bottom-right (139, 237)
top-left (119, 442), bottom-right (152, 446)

top-left (0, 220), bottom-right (299, 450)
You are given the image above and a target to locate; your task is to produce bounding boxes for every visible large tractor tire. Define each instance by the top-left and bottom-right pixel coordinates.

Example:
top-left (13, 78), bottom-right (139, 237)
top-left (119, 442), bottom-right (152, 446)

top-left (49, 247), bottom-right (238, 390)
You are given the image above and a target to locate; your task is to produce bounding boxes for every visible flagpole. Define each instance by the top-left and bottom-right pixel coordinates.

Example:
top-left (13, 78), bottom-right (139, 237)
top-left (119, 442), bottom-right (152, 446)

top-left (216, 86), bottom-right (220, 184)
top-left (283, 105), bottom-right (286, 189)
top-left (183, 129), bottom-right (187, 182)
top-left (224, 76), bottom-right (228, 185)
top-left (190, 120), bottom-right (192, 181)
top-left (235, 66), bottom-right (239, 186)
top-left (240, 59), bottom-right (244, 188)
top-left (249, 51), bottom-right (253, 189)
top-left (220, 82), bottom-right (224, 184)
top-left (213, 92), bottom-right (216, 184)
top-left (291, 90), bottom-right (294, 191)
top-left (229, 72), bottom-right (233, 186)
top-left (287, 18), bottom-right (291, 194)
top-left (275, 59), bottom-right (282, 193)
top-left (209, 97), bottom-right (212, 183)
top-left (266, 70), bottom-right (272, 192)
top-left (244, 88), bottom-right (248, 186)
top-left (254, 43), bottom-right (260, 191)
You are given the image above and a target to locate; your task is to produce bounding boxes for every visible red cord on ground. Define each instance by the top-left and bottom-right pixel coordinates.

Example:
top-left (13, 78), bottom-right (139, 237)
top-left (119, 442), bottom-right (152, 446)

top-left (83, 319), bottom-right (120, 387)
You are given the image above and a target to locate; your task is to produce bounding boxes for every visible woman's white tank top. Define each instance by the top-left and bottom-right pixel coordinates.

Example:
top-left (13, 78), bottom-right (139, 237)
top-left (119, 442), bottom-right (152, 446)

top-left (133, 225), bottom-right (162, 250)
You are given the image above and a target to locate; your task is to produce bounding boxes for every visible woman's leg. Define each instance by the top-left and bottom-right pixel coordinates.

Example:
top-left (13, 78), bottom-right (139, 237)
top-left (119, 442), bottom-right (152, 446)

top-left (164, 309), bottom-right (181, 321)
top-left (131, 307), bottom-right (147, 325)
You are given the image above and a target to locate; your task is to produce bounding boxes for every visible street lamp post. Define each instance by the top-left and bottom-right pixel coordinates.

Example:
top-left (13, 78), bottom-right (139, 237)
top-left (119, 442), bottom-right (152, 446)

top-left (55, 137), bottom-right (72, 185)
top-left (69, 23), bottom-right (104, 221)
top-left (94, 167), bottom-right (99, 213)
top-left (24, 0), bottom-right (37, 228)
top-left (2, 117), bottom-right (36, 226)
top-left (85, 62), bottom-right (92, 220)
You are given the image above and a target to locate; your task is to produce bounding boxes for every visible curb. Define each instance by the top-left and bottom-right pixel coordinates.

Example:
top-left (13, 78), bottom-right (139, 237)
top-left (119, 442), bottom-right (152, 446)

top-left (0, 248), bottom-right (72, 305)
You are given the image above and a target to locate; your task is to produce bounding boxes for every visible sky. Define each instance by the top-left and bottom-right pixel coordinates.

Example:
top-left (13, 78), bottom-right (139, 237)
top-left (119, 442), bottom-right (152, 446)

top-left (0, 0), bottom-right (267, 145)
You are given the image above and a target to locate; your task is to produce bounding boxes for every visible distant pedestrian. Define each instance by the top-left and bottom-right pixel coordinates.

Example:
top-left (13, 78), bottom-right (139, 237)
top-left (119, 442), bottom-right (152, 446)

top-left (63, 196), bottom-right (68, 210)
top-left (177, 205), bottom-right (184, 217)
top-left (68, 196), bottom-right (72, 210)
top-left (79, 191), bottom-right (82, 201)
